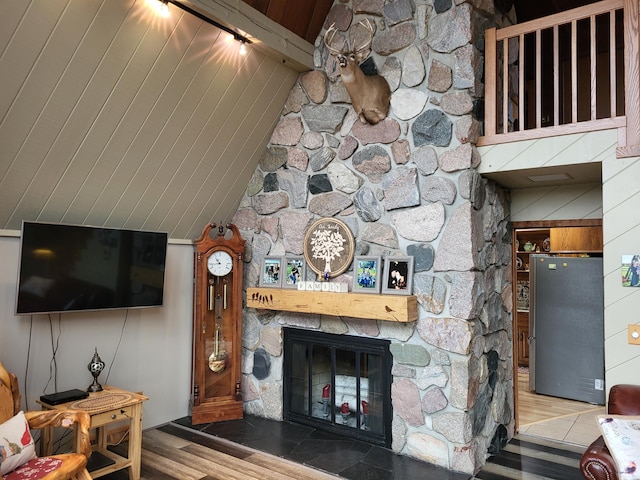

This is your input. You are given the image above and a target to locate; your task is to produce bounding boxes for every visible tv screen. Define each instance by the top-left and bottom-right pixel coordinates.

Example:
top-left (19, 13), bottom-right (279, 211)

top-left (15, 222), bottom-right (168, 315)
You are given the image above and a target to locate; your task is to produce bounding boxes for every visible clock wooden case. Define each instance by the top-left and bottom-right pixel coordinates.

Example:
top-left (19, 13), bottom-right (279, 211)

top-left (191, 223), bottom-right (245, 424)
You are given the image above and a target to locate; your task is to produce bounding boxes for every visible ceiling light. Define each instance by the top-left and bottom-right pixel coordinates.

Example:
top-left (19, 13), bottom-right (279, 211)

top-left (155, 0), bottom-right (170, 17)
top-left (239, 42), bottom-right (247, 55)
top-left (527, 173), bottom-right (573, 182)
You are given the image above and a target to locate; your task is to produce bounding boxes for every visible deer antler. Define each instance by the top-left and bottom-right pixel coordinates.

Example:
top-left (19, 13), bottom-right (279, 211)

top-left (323, 23), bottom-right (344, 56)
top-left (353, 18), bottom-right (375, 54)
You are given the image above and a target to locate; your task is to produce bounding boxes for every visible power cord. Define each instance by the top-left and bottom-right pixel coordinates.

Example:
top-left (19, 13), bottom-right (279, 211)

top-left (24, 316), bottom-right (34, 411)
top-left (105, 309), bottom-right (129, 385)
top-left (43, 314), bottom-right (62, 394)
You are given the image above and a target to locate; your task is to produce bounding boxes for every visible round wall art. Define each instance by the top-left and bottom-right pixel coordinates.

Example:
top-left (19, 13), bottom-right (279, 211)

top-left (303, 218), bottom-right (355, 279)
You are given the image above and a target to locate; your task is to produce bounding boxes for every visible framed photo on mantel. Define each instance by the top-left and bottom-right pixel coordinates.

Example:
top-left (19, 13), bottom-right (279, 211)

top-left (283, 256), bottom-right (306, 289)
top-left (382, 256), bottom-right (414, 295)
top-left (353, 256), bottom-right (381, 294)
top-left (259, 256), bottom-right (282, 288)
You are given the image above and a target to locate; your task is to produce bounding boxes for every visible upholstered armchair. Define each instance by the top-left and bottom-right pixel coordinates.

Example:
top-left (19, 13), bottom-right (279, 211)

top-left (580, 384), bottom-right (640, 480)
top-left (0, 361), bottom-right (92, 480)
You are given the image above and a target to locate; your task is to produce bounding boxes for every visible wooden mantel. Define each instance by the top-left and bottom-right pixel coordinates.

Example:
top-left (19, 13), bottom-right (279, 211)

top-left (246, 288), bottom-right (418, 322)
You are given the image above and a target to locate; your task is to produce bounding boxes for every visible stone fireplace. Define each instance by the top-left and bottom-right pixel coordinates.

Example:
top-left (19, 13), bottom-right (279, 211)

top-left (283, 327), bottom-right (392, 446)
top-left (234, 0), bottom-right (515, 475)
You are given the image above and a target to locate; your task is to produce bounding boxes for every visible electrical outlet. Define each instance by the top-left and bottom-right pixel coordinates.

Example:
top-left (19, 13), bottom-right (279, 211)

top-left (628, 324), bottom-right (640, 345)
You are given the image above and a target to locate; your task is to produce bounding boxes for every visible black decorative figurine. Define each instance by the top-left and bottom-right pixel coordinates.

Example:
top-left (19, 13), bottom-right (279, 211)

top-left (87, 347), bottom-right (105, 392)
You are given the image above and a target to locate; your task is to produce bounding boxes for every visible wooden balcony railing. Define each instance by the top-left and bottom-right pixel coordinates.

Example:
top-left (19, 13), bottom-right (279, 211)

top-left (479, 0), bottom-right (640, 157)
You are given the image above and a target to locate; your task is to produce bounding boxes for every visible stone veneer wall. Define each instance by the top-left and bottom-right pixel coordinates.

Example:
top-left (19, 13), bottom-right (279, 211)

top-left (232, 0), bottom-right (516, 474)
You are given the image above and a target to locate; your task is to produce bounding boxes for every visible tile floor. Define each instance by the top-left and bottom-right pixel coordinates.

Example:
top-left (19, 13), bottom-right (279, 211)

top-left (518, 405), bottom-right (605, 447)
top-left (174, 415), bottom-right (469, 479)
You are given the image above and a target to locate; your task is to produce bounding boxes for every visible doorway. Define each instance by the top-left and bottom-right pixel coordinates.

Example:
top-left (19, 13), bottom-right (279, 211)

top-left (512, 220), bottom-right (605, 446)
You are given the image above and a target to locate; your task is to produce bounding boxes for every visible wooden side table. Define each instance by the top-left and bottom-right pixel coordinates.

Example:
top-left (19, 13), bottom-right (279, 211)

top-left (38, 385), bottom-right (148, 480)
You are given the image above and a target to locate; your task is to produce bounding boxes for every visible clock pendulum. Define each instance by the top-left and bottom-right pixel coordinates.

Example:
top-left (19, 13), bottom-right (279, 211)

top-left (208, 275), bottom-right (226, 373)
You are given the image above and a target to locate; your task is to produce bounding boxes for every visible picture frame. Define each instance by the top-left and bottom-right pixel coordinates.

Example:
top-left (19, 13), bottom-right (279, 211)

top-left (622, 254), bottom-right (640, 287)
top-left (352, 256), bottom-right (382, 294)
top-left (382, 256), bottom-right (414, 295)
top-left (259, 256), bottom-right (283, 288)
top-left (283, 256), bottom-right (306, 289)
top-left (516, 280), bottom-right (530, 310)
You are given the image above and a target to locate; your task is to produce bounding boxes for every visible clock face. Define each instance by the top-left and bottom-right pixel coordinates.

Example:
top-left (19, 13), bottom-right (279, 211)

top-left (207, 250), bottom-right (233, 276)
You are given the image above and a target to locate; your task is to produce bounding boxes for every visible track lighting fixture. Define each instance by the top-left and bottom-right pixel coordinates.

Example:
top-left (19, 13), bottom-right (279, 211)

top-left (152, 0), bottom-right (251, 49)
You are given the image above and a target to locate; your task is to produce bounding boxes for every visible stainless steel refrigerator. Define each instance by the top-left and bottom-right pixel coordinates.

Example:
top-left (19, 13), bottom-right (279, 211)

top-left (529, 255), bottom-right (605, 405)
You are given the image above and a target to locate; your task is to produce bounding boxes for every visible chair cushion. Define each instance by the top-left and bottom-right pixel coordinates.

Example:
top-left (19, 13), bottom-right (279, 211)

top-left (0, 411), bottom-right (36, 475)
top-left (3, 457), bottom-right (63, 480)
top-left (597, 414), bottom-right (640, 479)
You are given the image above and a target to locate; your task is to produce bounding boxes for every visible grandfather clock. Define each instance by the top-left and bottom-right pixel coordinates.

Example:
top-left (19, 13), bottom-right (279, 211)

top-left (191, 223), bottom-right (245, 424)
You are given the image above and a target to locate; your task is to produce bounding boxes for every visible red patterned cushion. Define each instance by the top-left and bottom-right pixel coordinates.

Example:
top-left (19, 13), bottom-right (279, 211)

top-left (4, 457), bottom-right (62, 480)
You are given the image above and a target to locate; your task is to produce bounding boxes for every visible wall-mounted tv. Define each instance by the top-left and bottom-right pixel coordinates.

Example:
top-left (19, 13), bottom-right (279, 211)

top-left (15, 221), bottom-right (168, 315)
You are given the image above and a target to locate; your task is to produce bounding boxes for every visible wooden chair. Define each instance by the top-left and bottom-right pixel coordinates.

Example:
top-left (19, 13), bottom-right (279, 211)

top-left (0, 361), bottom-right (92, 480)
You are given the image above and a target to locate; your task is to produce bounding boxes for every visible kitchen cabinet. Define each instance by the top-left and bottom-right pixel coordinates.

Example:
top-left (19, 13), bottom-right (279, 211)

top-left (550, 226), bottom-right (602, 253)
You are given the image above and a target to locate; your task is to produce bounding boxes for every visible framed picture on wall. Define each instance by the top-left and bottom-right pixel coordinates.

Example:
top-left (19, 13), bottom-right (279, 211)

top-left (352, 256), bottom-right (381, 294)
top-left (259, 256), bottom-right (283, 288)
top-left (283, 256), bottom-right (306, 289)
top-left (382, 256), bottom-right (414, 295)
top-left (622, 254), bottom-right (640, 287)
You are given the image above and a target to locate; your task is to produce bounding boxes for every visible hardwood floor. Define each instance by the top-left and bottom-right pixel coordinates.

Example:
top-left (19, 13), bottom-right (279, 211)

top-left (516, 372), bottom-right (604, 447)
top-left (94, 373), bottom-right (600, 480)
top-left (104, 425), bottom-right (342, 480)
top-left (517, 372), bottom-right (602, 425)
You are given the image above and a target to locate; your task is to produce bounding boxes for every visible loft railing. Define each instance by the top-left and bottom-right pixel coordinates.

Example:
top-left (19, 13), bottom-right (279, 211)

top-left (479, 0), bottom-right (640, 156)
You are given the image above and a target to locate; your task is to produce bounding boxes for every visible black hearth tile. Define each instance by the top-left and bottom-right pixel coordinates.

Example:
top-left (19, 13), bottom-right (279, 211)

top-left (306, 426), bottom-right (353, 441)
top-left (359, 445), bottom-right (398, 472)
top-left (361, 445), bottom-right (470, 480)
top-left (388, 458), bottom-right (471, 480)
top-left (305, 448), bottom-right (368, 475)
top-left (292, 437), bottom-right (372, 457)
top-left (284, 449), bottom-right (324, 465)
top-left (339, 461), bottom-right (395, 480)
top-left (173, 415), bottom-right (209, 432)
top-left (278, 421), bottom-right (318, 443)
top-left (202, 419), bottom-right (268, 443)
top-left (244, 435), bottom-right (301, 457)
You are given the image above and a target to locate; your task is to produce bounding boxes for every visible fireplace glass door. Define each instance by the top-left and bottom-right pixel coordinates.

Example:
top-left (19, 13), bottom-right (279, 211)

top-left (284, 328), bottom-right (392, 447)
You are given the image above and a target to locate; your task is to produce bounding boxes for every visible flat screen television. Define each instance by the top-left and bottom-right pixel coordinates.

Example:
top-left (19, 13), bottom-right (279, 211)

top-left (15, 221), bottom-right (168, 315)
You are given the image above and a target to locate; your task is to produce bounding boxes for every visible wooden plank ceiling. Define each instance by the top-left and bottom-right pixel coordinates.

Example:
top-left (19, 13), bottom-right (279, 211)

top-left (240, 0), bottom-right (334, 43)
top-left (0, 0), bottom-right (598, 240)
top-left (0, 0), bottom-right (303, 240)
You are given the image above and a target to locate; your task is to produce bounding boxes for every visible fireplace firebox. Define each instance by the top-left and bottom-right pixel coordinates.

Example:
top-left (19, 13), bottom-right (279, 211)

top-left (283, 328), bottom-right (392, 447)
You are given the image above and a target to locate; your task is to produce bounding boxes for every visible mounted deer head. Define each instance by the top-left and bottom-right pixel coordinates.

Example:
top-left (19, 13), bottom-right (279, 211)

top-left (324, 19), bottom-right (391, 125)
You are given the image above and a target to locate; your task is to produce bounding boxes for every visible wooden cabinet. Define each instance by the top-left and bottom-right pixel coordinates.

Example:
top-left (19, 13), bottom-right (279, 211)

top-left (550, 226), bottom-right (602, 253)
top-left (513, 225), bottom-right (602, 367)
top-left (516, 311), bottom-right (530, 366)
